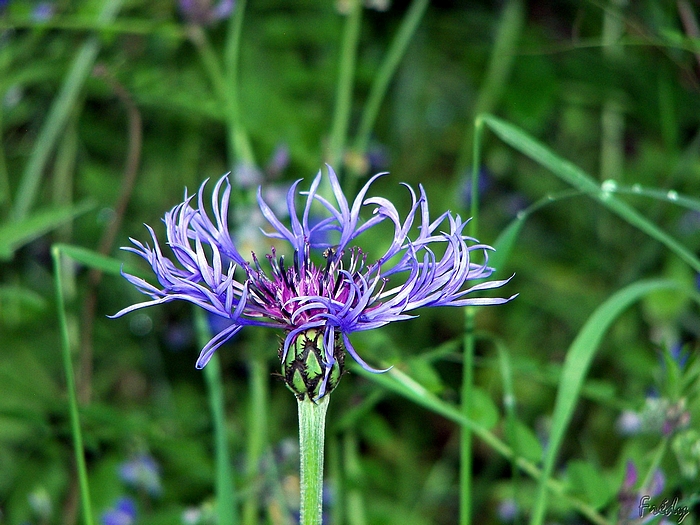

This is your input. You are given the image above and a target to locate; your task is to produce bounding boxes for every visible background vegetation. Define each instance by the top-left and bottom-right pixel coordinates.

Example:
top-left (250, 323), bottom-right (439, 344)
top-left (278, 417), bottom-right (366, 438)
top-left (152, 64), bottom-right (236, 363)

top-left (1, 1), bottom-right (699, 524)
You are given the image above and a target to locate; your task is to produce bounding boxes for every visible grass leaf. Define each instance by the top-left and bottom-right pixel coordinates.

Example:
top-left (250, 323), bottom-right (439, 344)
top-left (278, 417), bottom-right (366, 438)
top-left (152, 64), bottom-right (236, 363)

top-left (0, 201), bottom-right (93, 259)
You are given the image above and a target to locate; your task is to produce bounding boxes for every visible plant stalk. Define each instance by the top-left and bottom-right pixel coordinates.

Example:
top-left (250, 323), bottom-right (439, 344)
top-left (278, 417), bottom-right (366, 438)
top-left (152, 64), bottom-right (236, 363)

top-left (298, 395), bottom-right (331, 525)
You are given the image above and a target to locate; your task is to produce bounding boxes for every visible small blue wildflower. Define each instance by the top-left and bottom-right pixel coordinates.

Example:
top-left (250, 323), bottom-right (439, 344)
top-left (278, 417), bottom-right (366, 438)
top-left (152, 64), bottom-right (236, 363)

top-left (119, 454), bottom-right (162, 496)
top-left (669, 342), bottom-right (689, 370)
top-left (113, 167), bottom-right (514, 399)
top-left (616, 410), bottom-right (642, 436)
top-left (101, 497), bottom-right (136, 525)
top-left (179, 0), bottom-right (234, 25)
top-left (618, 461), bottom-right (666, 523)
top-left (496, 498), bottom-right (518, 523)
top-left (31, 2), bottom-right (54, 21)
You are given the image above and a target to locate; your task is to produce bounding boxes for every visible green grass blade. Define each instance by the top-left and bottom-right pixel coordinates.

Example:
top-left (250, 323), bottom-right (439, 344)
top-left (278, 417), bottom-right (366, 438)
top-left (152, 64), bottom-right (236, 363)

top-left (52, 243), bottom-right (147, 278)
top-left (529, 279), bottom-right (697, 525)
top-left (11, 0), bottom-right (122, 221)
top-left (0, 201), bottom-right (93, 259)
top-left (479, 114), bottom-right (700, 273)
top-left (352, 0), bottom-right (429, 157)
top-left (329, 1), bottom-right (362, 171)
top-left (51, 246), bottom-right (94, 525)
top-left (489, 214), bottom-right (525, 277)
top-left (194, 308), bottom-right (239, 525)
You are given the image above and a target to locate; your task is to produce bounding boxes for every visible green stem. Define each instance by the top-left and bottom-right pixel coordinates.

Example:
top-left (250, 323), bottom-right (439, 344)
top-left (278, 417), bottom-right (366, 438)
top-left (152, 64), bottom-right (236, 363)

top-left (243, 352), bottom-right (268, 525)
top-left (194, 309), bottom-right (239, 525)
top-left (191, 11), bottom-right (254, 168)
top-left (298, 395), bottom-right (331, 525)
top-left (0, 96), bottom-right (9, 211)
top-left (452, 0), bottom-right (524, 194)
top-left (328, 0), bottom-right (362, 171)
top-left (460, 310), bottom-right (475, 525)
top-left (344, 431), bottom-right (367, 525)
top-left (459, 109), bottom-right (487, 525)
top-left (52, 246), bottom-right (93, 525)
top-left (224, 0), bottom-right (255, 165)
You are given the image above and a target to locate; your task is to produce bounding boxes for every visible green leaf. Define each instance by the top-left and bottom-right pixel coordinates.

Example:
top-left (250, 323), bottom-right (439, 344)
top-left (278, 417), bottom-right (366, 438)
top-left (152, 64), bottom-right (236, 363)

top-left (405, 356), bottom-right (445, 395)
top-left (0, 201), bottom-right (93, 260)
top-left (490, 214), bottom-right (525, 276)
top-left (468, 387), bottom-right (499, 429)
top-left (510, 420), bottom-right (543, 464)
top-left (53, 243), bottom-right (147, 279)
top-left (565, 460), bottom-right (614, 509)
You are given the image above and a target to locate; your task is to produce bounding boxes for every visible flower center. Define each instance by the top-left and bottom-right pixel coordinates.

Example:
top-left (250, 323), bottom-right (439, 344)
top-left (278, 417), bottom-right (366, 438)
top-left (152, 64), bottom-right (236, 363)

top-left (244, 244), bottom-right (368, 327)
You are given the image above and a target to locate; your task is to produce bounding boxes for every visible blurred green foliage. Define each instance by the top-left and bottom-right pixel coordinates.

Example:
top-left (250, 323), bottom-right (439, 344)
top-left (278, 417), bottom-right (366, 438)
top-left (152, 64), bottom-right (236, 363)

top-left (1, 1), bottom-right (700, 524)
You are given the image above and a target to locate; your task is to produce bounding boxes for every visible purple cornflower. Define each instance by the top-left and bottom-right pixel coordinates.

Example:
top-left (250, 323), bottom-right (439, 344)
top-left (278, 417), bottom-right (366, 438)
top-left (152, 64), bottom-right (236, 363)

top-left (113, 167), bottom-right (513, 399)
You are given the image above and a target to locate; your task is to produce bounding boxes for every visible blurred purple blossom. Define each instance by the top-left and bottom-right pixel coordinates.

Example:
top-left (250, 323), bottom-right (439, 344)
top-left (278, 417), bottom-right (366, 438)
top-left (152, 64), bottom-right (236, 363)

top-left (119, 454), bottom-right (162, 496)
top-left (496, 498), bottom-right (518, 523)
top-left (461, 168), bottom-right (493, 207)
top-left (233, 162), bottom-right (263, 190)
top-left (31, 2), bottom-right (54, 21)
top-left (101, 498), bottom-right (136, 525)
top-left (618, 461), bottom-right (666, 523)
top-left (265, 144), bottom-right (290, 179)
top-left (179, 0), bottom-right (234, 26)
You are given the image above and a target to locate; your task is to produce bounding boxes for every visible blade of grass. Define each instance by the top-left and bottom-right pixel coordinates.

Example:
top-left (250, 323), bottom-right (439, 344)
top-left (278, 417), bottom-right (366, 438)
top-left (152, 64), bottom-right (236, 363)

top-left (529, 279), bottom-right (698, 525)
top-left (224, 0), bottom-right (254, 166)
top-left (11, 0), bottom-right (122, 221)
top-left (243, 341), bottom-right (269, 525)
top-left (352, 0), bottom-right (429, 158)
top-left (51, 245), bottom-right (94, 525)
top-left (479, 114), bottom-right (700, 273)
top-left (0, 201), bottom-right (93, 260)
top-left (453, 0), bottom-right (524, 191)
top-left (52, 243), bottom-right (147, 279)
top-left (344, 431), bottom-right (368, 525)
top-left (194, 308), bottom-right (239, 525)
top-left (329, 0), bottom-right (362, 173)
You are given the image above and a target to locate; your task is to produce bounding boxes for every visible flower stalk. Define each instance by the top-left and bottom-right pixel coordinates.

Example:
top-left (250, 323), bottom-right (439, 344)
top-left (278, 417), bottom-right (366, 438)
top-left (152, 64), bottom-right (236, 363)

top-left (298, 395), bottom-right (330, 525)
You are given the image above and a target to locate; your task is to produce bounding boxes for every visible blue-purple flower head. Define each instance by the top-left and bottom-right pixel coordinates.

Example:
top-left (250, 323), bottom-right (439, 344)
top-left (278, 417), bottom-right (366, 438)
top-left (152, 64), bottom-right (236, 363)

top-left (113, 167), bottom-right (514, 399)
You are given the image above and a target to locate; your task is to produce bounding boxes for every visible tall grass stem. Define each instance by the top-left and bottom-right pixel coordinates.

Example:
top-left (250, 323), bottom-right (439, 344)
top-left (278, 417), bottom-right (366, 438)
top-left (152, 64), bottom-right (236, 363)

top-left (195, 308), bottom-right (239, 525)
top-left (329, 1), bottom-right (362, 171)
top-left (52, 246), bottom-right (94, 525)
